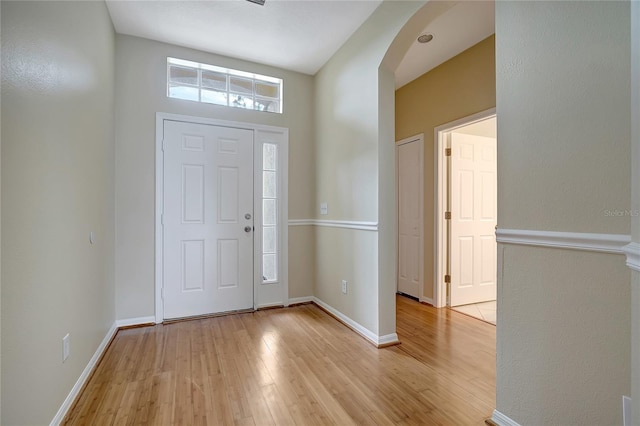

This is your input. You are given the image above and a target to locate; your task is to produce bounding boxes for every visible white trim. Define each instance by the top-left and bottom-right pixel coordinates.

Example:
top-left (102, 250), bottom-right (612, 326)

top-left (312, 297), bottom-right (393, 346)
top-left (630, 6), bottom-right (639, 426)
top-left (288, 219), bottom-right (378, 231)
top-left (50, 321), bottom-right (118, 426)
top-left (420, 296), bottom-right (434, 306)
top-left (434, 108), bottom-right (496, 308)
top-left (496, 229), bottom-right (631, 254)
top-left (279, 135), bottom-right (289, 306)
top-left (254, 128), bottom-right (289, 309)
top-left (155, 116), bottom-right (164, 324)
top-left (155, 113), bottom-right (289, 322)
top-left (491, 409), bottom-right (521, 426)
top-left (378, 333), bottom-right (401, 346)
top-left (256, 302), bottom-right (285, 309)
top-left (288, 219), bottom-right (315, 226)
top-left (116, 316), bottom-right (156, 328)
top-left (623, 242), bottom-right (640, 272)
top-left (396, 134), bottom-right (424, 302)
top-left (157, 112), bottom-right (292, 134)
top-left (288, 296), bottom-right (314, 304)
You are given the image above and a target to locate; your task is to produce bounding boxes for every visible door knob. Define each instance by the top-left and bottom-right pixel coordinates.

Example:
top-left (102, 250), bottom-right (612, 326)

top-left (244, 226), bottom-right (252, 233)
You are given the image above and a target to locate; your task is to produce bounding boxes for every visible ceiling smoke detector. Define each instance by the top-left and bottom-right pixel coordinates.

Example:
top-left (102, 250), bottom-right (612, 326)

top-left (417, 34), bottom-right (434, 44)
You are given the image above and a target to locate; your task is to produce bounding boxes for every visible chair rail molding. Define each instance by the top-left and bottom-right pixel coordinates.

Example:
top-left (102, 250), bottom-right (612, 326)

top-left (288, 219), bottom-right (378, 231)
top-left (496, 228), bottom-right (631, 254)
top-left (623, 242), bottom-right (640, 272)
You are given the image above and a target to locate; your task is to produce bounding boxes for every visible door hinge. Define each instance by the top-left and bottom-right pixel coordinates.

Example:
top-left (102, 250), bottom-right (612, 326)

top-left (160, 213), bottom-right (164, 226)
top-left (444, 274), bottom-right (451, 283)
top-left (162, 139), bottom-right (166, 152)
top-left (445, 148), bottom-right (451, 156)
top-left (161, 286), bottom-right (164, 300)
top-left (445, 211), bottom-right (451, 220)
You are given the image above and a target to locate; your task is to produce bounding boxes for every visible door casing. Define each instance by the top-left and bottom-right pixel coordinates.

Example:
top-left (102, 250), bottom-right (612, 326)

top-left (155, 112), bottom-right (289, 323)
top-left (434, 108), bottom-right (496, 308)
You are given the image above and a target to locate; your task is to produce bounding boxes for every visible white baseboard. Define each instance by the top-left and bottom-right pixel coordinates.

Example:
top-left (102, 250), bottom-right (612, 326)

top-left (288, 296), bottom-right (314, 305)
top-left (289, 296), bottom-right (399, 346)
top-left (420, 296), bottom-right (435, 306)
top-left (312, 297), bottom-right (392, 346)
top-left (255, 302), bottom-right (284, 310)
top-left (116, 316), bottom-right (156, 328)
top-left (50, 321), bottom-right (118, 426)
top-left (50, 300), bottom-right (393, 424)
top-left (378, 332), bottom-right (400, 346)
top-left (491, 409), bottom-right (521, 426)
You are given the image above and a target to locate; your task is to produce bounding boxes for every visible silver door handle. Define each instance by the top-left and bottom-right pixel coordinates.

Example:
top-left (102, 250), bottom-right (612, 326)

top-left (244, 226), bottom-right (252, 233)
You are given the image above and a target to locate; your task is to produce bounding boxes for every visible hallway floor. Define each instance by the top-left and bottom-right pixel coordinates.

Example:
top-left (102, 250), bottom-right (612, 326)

top-left (451, 300), bottom-right (497, 325)
top-left (64, 295), bottom-right (496, 425)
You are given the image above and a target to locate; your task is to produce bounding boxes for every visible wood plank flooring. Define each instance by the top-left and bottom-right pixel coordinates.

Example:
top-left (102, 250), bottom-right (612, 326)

top-left (64, 295), bottom-right (495, 425)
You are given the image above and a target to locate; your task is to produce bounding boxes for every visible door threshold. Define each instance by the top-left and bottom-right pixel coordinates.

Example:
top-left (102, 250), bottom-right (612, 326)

top-left (163, 307), bottom-right (255, 324)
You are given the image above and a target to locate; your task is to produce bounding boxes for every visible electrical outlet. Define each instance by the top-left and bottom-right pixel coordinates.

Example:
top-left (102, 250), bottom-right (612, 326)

top-left (62, 333), bottom-right (70, 362)
top-left (341, 280), bottom-right (348, 294)
top-left (320, 202), bottom-right (328, 215)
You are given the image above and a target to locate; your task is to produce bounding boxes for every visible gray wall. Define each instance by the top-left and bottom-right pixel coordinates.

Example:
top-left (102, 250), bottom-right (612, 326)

top-left (629, 3), bottom-right (640, 424)
top-left (1, 2), bottom-right (116, 424)
top-left (496, 1), bottom-right (631, 424)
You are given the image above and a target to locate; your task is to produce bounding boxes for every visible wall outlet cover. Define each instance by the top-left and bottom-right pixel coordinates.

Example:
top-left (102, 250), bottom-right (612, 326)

top-left (63, 333), bottom-right (70, 362)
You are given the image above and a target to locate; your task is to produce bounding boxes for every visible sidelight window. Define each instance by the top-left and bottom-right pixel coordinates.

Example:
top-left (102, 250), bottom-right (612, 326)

top-left (262, 143), bottom-right (278, 283)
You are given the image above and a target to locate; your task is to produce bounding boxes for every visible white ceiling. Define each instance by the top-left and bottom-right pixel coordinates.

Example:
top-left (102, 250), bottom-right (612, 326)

top-left (105, 0), bottom-right (382, 76)
top-left (395, 1), bottom-right (495, 88)
top-left (105, 0), bottom-right (494, 86)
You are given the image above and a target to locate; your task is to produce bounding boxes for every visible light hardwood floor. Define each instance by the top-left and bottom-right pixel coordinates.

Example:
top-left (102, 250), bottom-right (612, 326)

top-left (64, 295), bottom-right (495, 425)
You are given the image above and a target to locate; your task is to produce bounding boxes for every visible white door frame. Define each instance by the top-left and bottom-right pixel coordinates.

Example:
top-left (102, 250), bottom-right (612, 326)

top-left (396, 134), bottom-right (425, 301)
top-left (434, 108), bottom-right (496, 308)
top-left (155, 112), bottom-right (289, 323)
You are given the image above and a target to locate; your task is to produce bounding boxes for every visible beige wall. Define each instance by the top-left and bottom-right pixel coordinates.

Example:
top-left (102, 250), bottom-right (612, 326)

top-left (496, 1), bottom-right (631, 424)
top-left (395, 36), bottom-right (495, 300)
top-left (1, 2), bottom-right (116, 424)
top-left (114, 35), bottom-right (315, 320)
top-left (0, 3), bottom-right (3, 420)
top-left (314, 1), bottom-right (425, 338)
top-left (498, 246), bottom-right (630, 424)
top-left (0, 3), bottom-right (3, 421)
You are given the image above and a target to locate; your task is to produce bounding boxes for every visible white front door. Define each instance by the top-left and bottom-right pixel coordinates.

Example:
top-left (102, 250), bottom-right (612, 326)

top-left (397, 138), bottom-right (422, 298)
top-left (449, 132), bottom-right (497, 307)
top-left (163, 120), bottom-right (254, 319)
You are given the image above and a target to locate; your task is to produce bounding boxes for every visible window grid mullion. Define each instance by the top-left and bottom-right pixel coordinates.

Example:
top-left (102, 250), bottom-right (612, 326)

top-left (168, 57), bottom-right (282, 113)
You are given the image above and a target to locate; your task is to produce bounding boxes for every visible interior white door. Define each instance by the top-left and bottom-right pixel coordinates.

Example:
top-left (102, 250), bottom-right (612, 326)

top-left (397, 139), bottom-right (422, 298)
top-left (449, 132), bottom-right (497, 307)
top-left (163, 120), bottom-right (254, 319)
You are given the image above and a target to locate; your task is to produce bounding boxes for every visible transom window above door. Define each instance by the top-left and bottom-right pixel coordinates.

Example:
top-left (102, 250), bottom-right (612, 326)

top-left (167, 57), bottom-right (283, 114)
